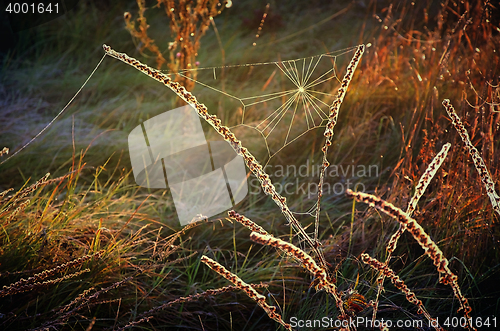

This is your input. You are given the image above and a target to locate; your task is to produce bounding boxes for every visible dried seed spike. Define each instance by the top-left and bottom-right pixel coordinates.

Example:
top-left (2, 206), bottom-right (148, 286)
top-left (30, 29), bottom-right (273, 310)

top-left (228, 210), bottom-right (269, 236)
top-left (1, 173), bottom-right (50, 218)
top-left (103, 44), bottom-right (327, 269)
top-left (0, 268), bottom-right (90, 297)
top-left (201, 255), bottom-right (292, 330)
top-left (249, 232), bottom-right (348, 320)
top-left (373, 143), bottom-right (451, 321)
top-left (117, 283), bottom-right (269, 330)
top-left (388, 142), bottom-right (451, 254)
top-left (250, 233), bottom-right (324, 278)
top-left (58, 287), bottom-right (95, 314)
top-left (228, 212), bottom-right (309, 263)
top-left (361, 253), bottom-right (444, 331)
top-left (0, 188), bottom-right (13, 200)
top-left (407, 142), bottom-right (451, 216)
top-left (0, 250), bottom-right (103, 297)
top-left (0, 188), bottom-right (14, 199)
top-left (167, 283), bottom-right (269, 307)
top-left (315, 44), bottom-right (365, 242)
top-left (5, 199), bottom-right (30, 222)
top-left (43, 172), bottom-right (73, 186)
top-left (442, 99), bottom-right (500, 215)
top-left (44, 277), bottom-right (133, 331)
top-left (346, 189), bottom-right (474, 329)
top-left (158, 216), bottom-right (206, 258)
top-left (17, 173), bottom-right (50, 201)
top-left (347, 190), bottom-right (449, 272)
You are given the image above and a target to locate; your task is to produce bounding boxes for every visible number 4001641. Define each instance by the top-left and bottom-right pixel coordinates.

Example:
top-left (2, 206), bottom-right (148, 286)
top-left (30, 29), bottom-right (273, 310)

top-left (443, 316), bottom-right (497, 328)
top-left (5, 2), bottom-right (59, 14)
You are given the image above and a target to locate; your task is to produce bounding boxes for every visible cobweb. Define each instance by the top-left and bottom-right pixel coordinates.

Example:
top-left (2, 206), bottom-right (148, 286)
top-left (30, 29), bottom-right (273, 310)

top-left (161, 46), bottom-right (359, 165)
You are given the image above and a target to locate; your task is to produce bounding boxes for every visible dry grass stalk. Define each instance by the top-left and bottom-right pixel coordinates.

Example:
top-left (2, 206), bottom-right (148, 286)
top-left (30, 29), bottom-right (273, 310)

top-left (0, 188), bottom-right (13, 201)
top-left (405, 142), bottom-right (451, 218)
top-left (5, 199), bottom-right (30, 222)
top-left (0, 268), bottom-right (90, 297)
top-left (442, 99), bottom-right (500, 215)
top-left (346, 190), bottom-right (475, 329)
top-left (201, 255), bottom-right (292, 330)
top-left (70, 277), bottom-right (131, 311)
top-left (315, 44), bottom-right (365, 242)
top-left (156, 217), bottom-right (205, 259)
top-left (43, 172), bottom-right (74, 186)
top-left (361, 253), bottom-right (444, 331)
top-left (102, 44), bottom-right (328, 269)
top-left (38, 277), bottom-right (132, 331)
top-left (386, 143), bottom-right (450, 253)
top-left (1, 173), bottom-right (50, 218)
top-left (14, 173), bottom-right (50, 201)
top-left (164, 251), bottom-right (198, 266)
top-left (373, 143), bottom-right (451, 321)
top-left (228, 210), bottom-right (317, 263)
top-left (249, 232), bottom-right (347, 320)
top-left (0, 250), bottom-right (103, 297)
top-left (118, 283), bottom-right (269, 330)
top-left (58, 287), bottom-right (96, 314)
top-left (228, 210), bottom-right (269, 236)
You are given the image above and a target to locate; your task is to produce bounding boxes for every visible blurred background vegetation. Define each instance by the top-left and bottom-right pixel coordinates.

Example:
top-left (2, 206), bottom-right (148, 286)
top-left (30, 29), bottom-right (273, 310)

top-left (0, 0), bottom-right (499, 330)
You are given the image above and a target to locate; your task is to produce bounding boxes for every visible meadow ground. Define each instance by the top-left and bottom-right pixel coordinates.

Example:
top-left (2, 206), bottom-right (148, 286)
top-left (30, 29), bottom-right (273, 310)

top-left (0, 0), bottom-right (499, 330)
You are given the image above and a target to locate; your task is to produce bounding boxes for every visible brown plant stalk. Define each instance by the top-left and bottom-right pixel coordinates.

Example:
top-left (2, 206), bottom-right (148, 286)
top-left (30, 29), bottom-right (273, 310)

top-left (442, 99), bottom-right (500, 216)
top-left (117, 282), bottom-right (269, 330)
top-left (38, 277), bottom-right (132, 331)
top-left (201, 255), bottom-right (292, 330)
top-left (0, 250), bottom-right (103, 297)
top-left (1, 269), bottom-right (90, 297)
top-left (1, 173), bottom-right (50, 219)
top-left (372, 143), bottom-right (451, 320)
top-left (361, 253), bottom-right (444, 331)
top-left (315, 44), bottom-right (365, 243)
top-left (228, 210), bottom-right (269, 236)
top-left (249, 232), bottom-right (348, 320)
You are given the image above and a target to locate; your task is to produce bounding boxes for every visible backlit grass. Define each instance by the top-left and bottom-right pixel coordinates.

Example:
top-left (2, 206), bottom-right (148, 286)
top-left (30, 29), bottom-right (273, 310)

top-left (1, 0), bottom-right (499, 330)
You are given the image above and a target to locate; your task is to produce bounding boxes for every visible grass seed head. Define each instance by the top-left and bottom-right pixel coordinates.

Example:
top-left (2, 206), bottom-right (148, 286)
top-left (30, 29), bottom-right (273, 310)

top-left (347, 190), bottom-right (474, 328)
top-left (442, 99), bottom-right (500, 216)
top-left (201, 255), bottom-right (293, 330)
top-left (228, 210), bottom-right (269, 236)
